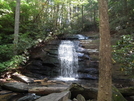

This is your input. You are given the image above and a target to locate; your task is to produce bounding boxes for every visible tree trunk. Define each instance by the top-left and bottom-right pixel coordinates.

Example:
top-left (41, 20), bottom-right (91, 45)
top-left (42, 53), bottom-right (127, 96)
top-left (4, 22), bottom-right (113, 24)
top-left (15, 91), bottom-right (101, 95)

top-left (13, 0), bottom-right (21, 55)
top-left (97, 0), bottom-right (112, 101)
top-left (81, 5), bottom-right (84, 30)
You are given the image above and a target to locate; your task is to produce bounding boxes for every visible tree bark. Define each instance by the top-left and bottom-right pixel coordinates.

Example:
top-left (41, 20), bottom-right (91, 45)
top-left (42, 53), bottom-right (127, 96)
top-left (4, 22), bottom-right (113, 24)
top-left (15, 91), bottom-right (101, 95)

top-left (97, 0), bottom-right (112, 101)
top-left (13, 0), bottom-right (21, 55)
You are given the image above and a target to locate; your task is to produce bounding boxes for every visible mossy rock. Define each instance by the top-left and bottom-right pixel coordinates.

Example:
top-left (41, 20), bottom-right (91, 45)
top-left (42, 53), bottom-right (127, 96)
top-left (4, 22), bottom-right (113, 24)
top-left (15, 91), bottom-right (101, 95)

top-left (112, 86), bottom-right (127, 101)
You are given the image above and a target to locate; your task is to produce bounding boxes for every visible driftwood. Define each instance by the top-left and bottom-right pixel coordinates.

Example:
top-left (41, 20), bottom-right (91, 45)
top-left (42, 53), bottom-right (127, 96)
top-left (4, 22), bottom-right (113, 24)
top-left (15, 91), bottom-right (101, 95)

top-left (29, 87), bottom-right (69, 95)
top-left (34, 78), bottom-right (67, 85)
top-left (11, 73), bottom-right (34, 83)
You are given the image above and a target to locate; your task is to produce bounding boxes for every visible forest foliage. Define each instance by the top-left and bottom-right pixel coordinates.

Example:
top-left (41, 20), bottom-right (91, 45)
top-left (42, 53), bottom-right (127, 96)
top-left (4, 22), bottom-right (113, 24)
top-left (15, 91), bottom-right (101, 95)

top-left (0, 0), bottom-right (134, 72)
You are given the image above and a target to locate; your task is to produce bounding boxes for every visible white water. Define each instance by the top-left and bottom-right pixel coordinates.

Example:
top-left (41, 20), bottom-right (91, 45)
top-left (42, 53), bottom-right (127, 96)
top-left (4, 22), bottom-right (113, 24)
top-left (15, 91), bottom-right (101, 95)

top-left (58, 40), bottom-right (78, 79)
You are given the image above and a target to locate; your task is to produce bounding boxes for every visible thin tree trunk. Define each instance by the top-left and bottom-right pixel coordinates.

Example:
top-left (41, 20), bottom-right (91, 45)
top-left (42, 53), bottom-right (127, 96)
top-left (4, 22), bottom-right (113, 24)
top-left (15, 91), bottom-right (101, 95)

top-left (97, 0), bottom-right (112, 101)
top-left (13, 0), bottom-right (21, 55)
top-left (81, 5), bottom-right (84, 30)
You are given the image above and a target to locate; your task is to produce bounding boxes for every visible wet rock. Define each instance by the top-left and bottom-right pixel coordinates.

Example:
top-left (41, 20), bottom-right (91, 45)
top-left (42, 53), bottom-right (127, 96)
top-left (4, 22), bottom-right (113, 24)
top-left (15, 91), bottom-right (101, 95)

top-left (43, 57), bottom-right (59, 64)
top-left (31, 59), bottom-right (43, 67)
top-left (78, 68), bottom-right (98, 74)
top-left (26, 36), bottom-right (93, 78)
top-left (78, 73), bottom-right (98, 80)
top-left (87, 49), bottom-right (99, 53)
top-left (77, 53), bottom-right (90, 60)
top-left (35, 91), bottom-right (71, 101)
top-left (59, 34), bottom-right (89, 40)
top-left (88, 61), bottom-right (99, 68)
top-left (26, 58), bottom-right (59, 78)
top-left (17, 93), bottom-right (40, 101)
top-left (76, 47), bottom-right (89, 54)
top-left (2, 82), bottom-right (29, 93)
top-left (47, 49), bottom-right (58, 55)
top-left (75, 34), bottom-right (89, 40)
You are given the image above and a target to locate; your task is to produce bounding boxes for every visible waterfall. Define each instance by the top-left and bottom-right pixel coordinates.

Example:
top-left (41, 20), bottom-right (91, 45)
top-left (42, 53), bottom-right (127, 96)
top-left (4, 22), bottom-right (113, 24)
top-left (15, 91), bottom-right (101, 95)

top-left (58, 40), bottom-right (78, 79)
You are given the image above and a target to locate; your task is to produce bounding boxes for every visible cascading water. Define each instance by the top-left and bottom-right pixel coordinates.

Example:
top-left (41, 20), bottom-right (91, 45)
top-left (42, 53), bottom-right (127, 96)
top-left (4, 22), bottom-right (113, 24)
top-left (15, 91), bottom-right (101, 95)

top-left (58, 40), bottom-right (78, 80)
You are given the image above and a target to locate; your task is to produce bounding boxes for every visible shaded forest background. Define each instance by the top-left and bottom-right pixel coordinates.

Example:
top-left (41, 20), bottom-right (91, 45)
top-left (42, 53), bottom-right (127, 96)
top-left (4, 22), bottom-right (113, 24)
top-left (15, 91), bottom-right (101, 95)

top-left (0, 0), bottom-right (134, 74)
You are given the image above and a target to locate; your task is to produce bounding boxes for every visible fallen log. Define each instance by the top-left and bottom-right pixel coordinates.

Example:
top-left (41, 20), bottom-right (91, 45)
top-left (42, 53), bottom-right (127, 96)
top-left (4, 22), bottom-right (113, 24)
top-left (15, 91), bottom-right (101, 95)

top-left (29, 87), bottom-right (69, 95)
top-left (11, 73), bottom-right (34, 83)
top-left (34, 79), bottom-right (67, 85)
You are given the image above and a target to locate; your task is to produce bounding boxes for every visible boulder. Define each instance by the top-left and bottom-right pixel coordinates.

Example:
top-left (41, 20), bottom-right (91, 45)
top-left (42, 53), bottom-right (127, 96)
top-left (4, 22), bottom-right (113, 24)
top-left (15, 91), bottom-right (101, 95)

top-left (70, 83), bottom-right (127, 101)
top-left (17, 93), bottom-right (40, 101)
top-left (2, 82), bottom-right (29, 93)
top-left (35, 91), bottom-right (71, 101)
top-left (70, 83), bottom-right (98, 99)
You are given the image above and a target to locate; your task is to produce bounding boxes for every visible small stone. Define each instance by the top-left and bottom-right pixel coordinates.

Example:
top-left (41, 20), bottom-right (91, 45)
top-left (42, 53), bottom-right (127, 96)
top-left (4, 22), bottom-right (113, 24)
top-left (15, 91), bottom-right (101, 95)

top-left (76, 94), bottom-right (85, 101)
top-left (73, 98), bottom-right (78, 101)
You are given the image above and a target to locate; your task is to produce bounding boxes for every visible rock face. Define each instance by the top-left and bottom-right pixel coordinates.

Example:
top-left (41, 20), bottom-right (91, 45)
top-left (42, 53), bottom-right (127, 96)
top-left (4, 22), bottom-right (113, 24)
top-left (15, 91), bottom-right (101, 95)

top-left (25, 34), bottom-right (98, 79)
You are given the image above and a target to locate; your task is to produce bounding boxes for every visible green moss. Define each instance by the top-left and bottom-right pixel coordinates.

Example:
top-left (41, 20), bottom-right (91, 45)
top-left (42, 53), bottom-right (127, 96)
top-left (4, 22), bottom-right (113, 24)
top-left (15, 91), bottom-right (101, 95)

top-left (112, 86), bottom-right (127, 101)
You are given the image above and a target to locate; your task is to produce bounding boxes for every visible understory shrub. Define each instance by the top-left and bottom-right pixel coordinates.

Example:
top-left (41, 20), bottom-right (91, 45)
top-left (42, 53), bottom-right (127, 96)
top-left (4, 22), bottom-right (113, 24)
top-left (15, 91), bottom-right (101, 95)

top-left (112, 34), bottom-right (134, 75)
top-left (0, 55), bottom-right (27, 72)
